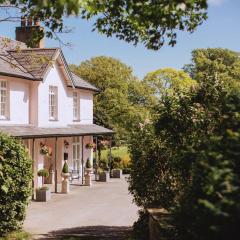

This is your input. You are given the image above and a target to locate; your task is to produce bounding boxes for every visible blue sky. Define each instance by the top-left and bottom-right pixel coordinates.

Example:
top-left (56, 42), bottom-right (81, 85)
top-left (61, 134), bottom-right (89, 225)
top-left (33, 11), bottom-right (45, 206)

top-left (1, 0), bottom-right (240, 79)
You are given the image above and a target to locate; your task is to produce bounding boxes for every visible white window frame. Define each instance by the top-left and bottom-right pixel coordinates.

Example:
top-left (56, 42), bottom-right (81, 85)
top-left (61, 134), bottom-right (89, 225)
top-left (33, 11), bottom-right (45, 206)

top-left (73, 91), bottom-right (80, 121)
top-left (0, 80), bottom-right (9, 120)
top-left (49, 86), bottom-right (58, 120)
top-left (72, 137), bottom-right (81, 171)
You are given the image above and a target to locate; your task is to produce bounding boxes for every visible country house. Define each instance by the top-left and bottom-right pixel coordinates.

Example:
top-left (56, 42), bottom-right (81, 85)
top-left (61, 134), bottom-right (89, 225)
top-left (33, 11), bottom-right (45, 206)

top-left (0, 19), bottom-right (113, 194)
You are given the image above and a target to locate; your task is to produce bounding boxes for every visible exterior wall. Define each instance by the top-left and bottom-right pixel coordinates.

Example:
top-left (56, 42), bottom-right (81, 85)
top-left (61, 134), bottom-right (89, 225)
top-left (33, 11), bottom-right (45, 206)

top-left (0, 63), bottom-right (94, 126)
top-left (37, 64), bottom-right (93, 127)
top-left (0, 76), bottom-right (30, 125)
top-left (30, 136), bottom-right (93, 188)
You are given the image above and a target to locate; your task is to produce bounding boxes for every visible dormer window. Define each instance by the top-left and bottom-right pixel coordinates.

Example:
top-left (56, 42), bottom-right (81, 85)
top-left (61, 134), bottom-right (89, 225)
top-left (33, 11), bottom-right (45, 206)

top-left (73, 91), bottom-right (80, 121)
top-left (49, 86), bottom-right (58, 120)
top-left (0, 80), bottom-right (8, 119)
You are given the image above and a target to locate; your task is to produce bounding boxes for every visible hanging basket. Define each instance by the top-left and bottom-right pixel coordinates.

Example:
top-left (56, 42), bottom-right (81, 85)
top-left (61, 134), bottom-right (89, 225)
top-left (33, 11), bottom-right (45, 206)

top-left (85, 142), bottom-right (95, 149)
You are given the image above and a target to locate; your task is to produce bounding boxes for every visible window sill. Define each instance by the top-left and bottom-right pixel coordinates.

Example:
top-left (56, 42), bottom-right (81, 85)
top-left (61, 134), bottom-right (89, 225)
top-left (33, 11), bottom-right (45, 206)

top-left (49, 119), bottom-right (58, 122)
top-left (73, 119), bottom-right (80, 122)
top-left (0, 116), bottom-right (9, 121)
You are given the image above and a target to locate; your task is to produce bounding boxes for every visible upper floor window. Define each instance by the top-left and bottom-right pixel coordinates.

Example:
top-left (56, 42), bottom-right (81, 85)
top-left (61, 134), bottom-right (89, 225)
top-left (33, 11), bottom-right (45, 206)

top-left (73, 92), bottom-right (80, 121)
top-left (0, 81), bottom-right (8, 119)
top-left (49, 86), bottom-right (58, 120)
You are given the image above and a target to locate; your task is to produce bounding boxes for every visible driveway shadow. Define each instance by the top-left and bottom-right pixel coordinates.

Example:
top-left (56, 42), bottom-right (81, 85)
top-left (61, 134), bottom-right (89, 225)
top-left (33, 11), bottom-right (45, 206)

top-left (37, 226), bottom-right (132, 240)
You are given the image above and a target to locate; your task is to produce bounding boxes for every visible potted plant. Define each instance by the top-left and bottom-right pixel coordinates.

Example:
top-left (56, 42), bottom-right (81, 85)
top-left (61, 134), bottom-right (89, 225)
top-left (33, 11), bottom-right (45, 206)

top-left (85, 158), bottom-right (92, 186)
top-left (36, 169), bottom-right (51, 202)
top-left (111, 157), bottom-right (123, 178)
top-left (39, 142), bottom-right (52, 157)
top-left (85, 142), bottom-right (95, 149)
top-left (98, 162), bottom-right (110, 182)
top-left (61, 161), bottom-right (70, 193)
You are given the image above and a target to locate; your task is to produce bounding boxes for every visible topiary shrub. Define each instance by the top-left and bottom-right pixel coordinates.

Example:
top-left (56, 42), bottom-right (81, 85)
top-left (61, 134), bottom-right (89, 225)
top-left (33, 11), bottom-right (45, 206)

top-left (0, 134), bottom-right (32, 236)
top-left (86, 158), bottom-right (92, 169)
top-left (37, 169), bottom-right (49, 186)
top-left (62, 161), bottom-right (69, 174)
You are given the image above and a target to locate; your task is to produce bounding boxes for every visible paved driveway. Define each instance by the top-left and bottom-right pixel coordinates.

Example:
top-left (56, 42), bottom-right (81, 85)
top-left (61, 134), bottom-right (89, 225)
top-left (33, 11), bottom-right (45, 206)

top-left (24, 177), bottom-right (139, 239)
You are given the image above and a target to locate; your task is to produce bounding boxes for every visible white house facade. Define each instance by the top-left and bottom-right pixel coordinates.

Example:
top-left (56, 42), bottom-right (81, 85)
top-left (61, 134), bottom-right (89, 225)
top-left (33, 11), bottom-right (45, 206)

top-left (0, 21), bottom-right (113, 194)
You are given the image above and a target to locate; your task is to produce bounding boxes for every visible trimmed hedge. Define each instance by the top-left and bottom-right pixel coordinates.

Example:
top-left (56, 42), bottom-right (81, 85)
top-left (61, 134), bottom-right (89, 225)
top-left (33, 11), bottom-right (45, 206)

top-left (0, 134), bottom-right (32, 236)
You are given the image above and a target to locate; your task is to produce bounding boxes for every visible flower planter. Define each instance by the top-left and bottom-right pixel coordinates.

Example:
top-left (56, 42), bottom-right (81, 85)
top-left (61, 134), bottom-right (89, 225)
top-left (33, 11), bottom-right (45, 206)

top-left (112, 169), bottom-right (122, 178)
top-left (61, 172), bottom-right (70, 194)
top-left (45, 170), bottom-right (55, 184)
top-left (36, 188), bottom-right (51, 202)
top-left (98, 171), bottom-right (110, 182)
top-left (85, 168), bottom-right (92, 186)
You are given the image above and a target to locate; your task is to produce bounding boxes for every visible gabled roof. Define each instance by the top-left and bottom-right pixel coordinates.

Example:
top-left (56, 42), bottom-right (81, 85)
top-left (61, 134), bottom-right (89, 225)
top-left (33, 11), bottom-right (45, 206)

top-left (7, 48), bottom-right (58, 80)
top-left (0, 37), bottom-right (99, 92)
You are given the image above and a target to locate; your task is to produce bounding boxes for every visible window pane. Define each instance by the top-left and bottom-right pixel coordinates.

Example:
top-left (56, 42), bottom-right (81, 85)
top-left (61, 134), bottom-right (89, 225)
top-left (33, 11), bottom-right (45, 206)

top-left (0, 81), bottom-right (7, 118)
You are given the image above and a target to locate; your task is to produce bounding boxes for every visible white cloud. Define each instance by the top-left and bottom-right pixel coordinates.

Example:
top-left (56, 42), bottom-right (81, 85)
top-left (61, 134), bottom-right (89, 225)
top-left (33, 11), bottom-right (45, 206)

top-left (208, 0), bottom-right (226, 6)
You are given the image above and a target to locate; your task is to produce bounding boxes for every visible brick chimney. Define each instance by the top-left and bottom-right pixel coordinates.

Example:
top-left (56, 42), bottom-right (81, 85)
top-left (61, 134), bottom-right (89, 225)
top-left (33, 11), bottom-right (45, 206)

top-left (16, 17), bottom-right (44, 48)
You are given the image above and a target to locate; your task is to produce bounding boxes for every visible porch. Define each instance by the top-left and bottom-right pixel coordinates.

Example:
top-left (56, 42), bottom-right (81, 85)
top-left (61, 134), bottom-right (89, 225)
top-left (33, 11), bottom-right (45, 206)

top-left (0, 124), bottom-right (114, 197)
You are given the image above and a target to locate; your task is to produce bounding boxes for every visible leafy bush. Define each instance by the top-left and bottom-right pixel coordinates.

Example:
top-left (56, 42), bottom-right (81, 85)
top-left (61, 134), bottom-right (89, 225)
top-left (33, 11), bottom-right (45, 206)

top-left (37, 169), bottom-right (49, 178)
top-left (175, 92), bottom-right (240, 240)
top-left (86, 158), bottom-right (92, 169)
top-left (132, 210), bottom-right (149, 240)
top-left (0, 134), bottom-right (32, 236)
top-left (128, 48), bottom-right (240, 239)
top-left (62, 161), bottom-right (69, 173)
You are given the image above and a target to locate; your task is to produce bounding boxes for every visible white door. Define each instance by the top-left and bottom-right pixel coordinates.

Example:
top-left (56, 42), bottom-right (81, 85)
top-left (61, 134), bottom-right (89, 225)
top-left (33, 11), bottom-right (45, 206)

top-left (72, 137), bottom-right (81, 171)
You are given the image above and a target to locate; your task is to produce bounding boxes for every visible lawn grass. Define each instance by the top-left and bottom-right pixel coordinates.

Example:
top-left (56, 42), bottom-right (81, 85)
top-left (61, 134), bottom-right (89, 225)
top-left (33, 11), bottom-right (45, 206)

top-left (0, 231), bottom-right (31, 240)
top-left (100, 146), bottom-right (131, 162)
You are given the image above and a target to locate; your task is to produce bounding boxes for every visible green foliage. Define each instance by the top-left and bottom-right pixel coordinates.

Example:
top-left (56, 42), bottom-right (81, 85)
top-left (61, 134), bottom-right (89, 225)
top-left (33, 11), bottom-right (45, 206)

top-left (62, 161), bottom-right (69, 174)
top-left (0, 231), bottom-right (31, 240)
top-left (0, 134), bottom-right (32, 236)
top-left (70, 56), bottom-right (150, 141)
top-left (37, 169), bottom-right (49, 178)
top-left (129, 123), bottom-right (179, 209)
top-left (86, 158), bottom-right (92, 169)
top-left (111, 156), bottom-right (122, 170)
top-left (132, 210), bottom-right (149, 240)
top-left (2, 0), bottom-right (208, 49)
top-left (143, 68), bottom-right (197, 99)
top-left (129, 48), bottom-right (240, 239)
top-left (175, 91), bottom-right (240, 240)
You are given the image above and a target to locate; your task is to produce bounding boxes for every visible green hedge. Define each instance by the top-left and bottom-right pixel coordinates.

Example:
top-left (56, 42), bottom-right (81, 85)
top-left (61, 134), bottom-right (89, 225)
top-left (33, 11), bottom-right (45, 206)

top-left (0, 134), bottom-right (32, 236)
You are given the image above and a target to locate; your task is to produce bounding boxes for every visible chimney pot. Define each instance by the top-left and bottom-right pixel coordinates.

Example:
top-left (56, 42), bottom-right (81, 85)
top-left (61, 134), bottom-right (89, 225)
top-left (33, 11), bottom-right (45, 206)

top-left (20, 17), bottom-right (26, 27)
top-left (28, 17), bottom-right (33, 26)
top-left (34, 18), bottom-right (40, 26)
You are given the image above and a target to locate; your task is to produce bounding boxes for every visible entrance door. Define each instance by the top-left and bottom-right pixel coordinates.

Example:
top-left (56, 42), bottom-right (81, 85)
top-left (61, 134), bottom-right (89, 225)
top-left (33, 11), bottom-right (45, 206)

top-left (72, 137), bottom-right (81, 171)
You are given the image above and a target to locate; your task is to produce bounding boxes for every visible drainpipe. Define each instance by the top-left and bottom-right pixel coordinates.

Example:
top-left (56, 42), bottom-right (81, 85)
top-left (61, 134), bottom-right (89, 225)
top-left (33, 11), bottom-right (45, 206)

top-left (109, 137), bottom-right (112, 177)
top-left (31, 138), bottom-right (35, 200)
top-left (95, 136), bottom-right (98, 181)
top-left (54, 137), bottom-right (58, 193)
top-left (81, 136), bottom-right (84, 185)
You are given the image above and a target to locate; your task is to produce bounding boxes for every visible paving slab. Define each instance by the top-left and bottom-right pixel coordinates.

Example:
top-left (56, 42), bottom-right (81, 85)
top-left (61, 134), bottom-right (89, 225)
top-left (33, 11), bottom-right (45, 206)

top-left (24, 177), bottom-right (139, 239)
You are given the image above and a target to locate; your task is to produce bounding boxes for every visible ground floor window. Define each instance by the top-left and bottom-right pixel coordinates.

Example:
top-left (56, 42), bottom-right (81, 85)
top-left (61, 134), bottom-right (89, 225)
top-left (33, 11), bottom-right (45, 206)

top-left (72, 137), bottom-right (81, 171)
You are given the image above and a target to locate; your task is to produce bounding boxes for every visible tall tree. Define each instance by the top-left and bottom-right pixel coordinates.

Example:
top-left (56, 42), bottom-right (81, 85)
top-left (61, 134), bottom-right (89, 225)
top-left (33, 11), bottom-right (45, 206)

top-left (0, 0), bottom-right (208, 49)
top-left (143, 68), bottom-right (196, 99)
top-left (70, 56), bottom-right (150, 141)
